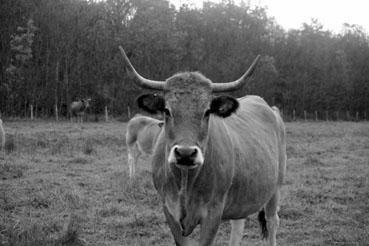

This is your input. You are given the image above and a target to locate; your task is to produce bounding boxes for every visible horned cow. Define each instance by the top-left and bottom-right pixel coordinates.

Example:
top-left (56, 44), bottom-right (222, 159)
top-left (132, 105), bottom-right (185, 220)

top-left (120, 46), bottom-right (286, 246)
top-left (126, 114), bottom-right (163, 178)
top-left (70, 99), bottom-right (91, 123)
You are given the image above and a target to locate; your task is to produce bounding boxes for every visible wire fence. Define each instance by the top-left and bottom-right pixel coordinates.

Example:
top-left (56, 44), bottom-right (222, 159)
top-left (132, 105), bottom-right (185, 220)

top-left (281, 109), bottom-right (368, 122)
top-left (2, 105), bottom-right (368, 123)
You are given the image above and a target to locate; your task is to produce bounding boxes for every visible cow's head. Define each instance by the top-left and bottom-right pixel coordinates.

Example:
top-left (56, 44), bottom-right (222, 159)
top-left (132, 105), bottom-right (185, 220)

top-left (120, 47), bottom-right (260, 170)
top-left (82, 98), bottom-right (91, 108)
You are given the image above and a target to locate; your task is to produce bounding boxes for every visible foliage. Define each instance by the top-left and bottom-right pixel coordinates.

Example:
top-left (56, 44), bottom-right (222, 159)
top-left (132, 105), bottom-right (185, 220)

top-left (0, 0), bottom-right (368, 118)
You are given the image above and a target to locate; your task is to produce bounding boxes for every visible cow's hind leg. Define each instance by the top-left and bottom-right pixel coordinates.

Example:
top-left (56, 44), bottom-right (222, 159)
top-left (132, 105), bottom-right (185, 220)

top-left (264, 190), bottom-right (280, 246)
top-left (229, 219), bottom-right (245, 246)
top-left (127, 146), bottom-right (134, 178)
top-left (126, 129), bottom-right (137, 178)
top-left (127, 144), bottom-right (140, 178)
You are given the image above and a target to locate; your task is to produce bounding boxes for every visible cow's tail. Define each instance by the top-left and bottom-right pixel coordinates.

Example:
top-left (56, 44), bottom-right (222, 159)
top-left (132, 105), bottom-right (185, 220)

top-left (258, 209), bottom-right (268, 239)
top-left (125, 126), bottom-right (137, 149)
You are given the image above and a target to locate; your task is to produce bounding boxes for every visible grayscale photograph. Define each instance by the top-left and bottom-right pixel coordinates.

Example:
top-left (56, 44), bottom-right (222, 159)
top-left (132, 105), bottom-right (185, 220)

top-left (0, 0), bottom-right (368, 245)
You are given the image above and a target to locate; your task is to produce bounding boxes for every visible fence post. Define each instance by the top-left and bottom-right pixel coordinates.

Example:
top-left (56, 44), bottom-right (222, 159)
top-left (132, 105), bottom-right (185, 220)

top-left (315, 111), bottom-right (318, 121)
top-left (356, 112), bottom-right (359, 121)
top-left (127, 106), bottom-right (131, 119)
top-left (55, 104), bottom-right (59, 121)
top-left (105, 106), bottom-right (108, 122)
top-left (336, 111), bottom-right (339, 121)
top-left (30, 104), bottom-right (34, 120)
top-left (325, 111), bottom-right (328, 121)
top-left (293, 109), bottom-right (296, 121)
top-left (304, 110), bottom-right (307, 121)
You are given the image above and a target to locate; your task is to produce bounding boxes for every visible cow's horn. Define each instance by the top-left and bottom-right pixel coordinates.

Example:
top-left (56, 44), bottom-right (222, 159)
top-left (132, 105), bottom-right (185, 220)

top-left (119, 46), bottom-right (165, 90)
top-left (211, 55), bottom-right (261, 92)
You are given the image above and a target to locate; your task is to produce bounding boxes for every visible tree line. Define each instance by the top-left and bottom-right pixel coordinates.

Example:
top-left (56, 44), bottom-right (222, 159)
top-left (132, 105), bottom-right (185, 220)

top-left (1, 0), bottom-right (368, 120)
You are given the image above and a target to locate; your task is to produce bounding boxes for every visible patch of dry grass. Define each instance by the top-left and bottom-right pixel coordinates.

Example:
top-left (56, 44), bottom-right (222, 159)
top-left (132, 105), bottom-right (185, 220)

top-left (0, 121), bottom-right (368, 245)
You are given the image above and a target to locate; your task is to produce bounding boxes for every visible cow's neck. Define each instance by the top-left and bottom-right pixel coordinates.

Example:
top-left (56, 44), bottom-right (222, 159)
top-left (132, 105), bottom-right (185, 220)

top-left (179, 169), bottom-right (188, 222)
top-left (170, 164), bottom-right (201, 195)
top-left (171, 166), bottom-right (203, 235)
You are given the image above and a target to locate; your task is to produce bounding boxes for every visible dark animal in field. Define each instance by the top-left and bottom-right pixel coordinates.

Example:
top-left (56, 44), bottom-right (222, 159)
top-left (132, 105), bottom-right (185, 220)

top-left (70, 99), bottom-right (91, 123)
top-left (0, 119), bottom-right (5, 151)
top-left (120, 46), bottom-right (286, 246)
top-left (126, 114), bottom-right (163, 178)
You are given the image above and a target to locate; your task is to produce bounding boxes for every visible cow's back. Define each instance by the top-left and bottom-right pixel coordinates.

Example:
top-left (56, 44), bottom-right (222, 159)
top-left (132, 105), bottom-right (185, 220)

top-left (137, 122), bottom-right (161, 155)
top-left (127, 115), bottom-right (162, 155)
top-left (70, 101), bottom-right (81, 116)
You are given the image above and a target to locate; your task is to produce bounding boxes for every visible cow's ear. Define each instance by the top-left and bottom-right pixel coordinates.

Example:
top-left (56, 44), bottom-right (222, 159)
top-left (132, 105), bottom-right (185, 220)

top-left (137, 94), bottom-right (165, 114)
top-left (210, 96), bottom-right (239, 118)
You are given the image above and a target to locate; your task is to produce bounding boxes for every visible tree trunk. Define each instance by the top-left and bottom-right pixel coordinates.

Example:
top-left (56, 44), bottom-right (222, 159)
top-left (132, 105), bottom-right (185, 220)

top-left (45, 43), bottom-right (50, 117)
top-left (65, 57), bottom-right (70, 119)
top-left (55, 60), bottom-right (59, 120)
top-left (105, 106), bottom-right (108, 122)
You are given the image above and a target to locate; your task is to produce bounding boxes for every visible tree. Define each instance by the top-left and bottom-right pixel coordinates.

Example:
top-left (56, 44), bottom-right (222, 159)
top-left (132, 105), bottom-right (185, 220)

top-left (6, 18), bottom-right (37, 116)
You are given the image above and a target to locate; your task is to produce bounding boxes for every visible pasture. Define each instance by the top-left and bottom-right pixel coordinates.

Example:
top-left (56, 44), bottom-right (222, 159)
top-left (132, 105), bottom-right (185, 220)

top-left (1, 120), bottom-right (368, 246)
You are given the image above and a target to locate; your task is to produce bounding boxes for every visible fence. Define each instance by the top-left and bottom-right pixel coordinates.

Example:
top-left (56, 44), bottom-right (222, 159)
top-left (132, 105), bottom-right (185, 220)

top-left (282, 109), bottom-right (368, 122)
top-left (24, 104), bottom-right (133, 122)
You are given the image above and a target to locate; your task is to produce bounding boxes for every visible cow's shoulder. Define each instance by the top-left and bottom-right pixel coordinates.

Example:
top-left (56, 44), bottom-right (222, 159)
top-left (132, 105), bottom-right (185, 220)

top-left (128, 115), bottom-right (160, 128)
top-left (235, 95), bottom-right (279, 128)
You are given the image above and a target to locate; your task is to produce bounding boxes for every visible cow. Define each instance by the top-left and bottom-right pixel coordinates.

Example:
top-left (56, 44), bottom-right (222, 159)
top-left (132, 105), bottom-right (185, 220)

top-left (119, 46), bottom-right (286, 246)
top-left (70, 99), bottom-right (91, 123)
top-left (0, 119), bottom-right (5, 151)
top-left (126, 114), bottom-right (163, 178)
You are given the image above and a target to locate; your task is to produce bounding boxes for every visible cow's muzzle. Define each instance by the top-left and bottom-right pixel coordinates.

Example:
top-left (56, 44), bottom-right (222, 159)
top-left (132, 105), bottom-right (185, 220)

top-left (168, 145), bottom-right (204, 169)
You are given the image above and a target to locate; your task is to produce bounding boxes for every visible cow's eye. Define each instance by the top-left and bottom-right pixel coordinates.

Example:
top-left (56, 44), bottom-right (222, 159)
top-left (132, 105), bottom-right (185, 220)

top-left (164, 108), bottom-right (171, 117)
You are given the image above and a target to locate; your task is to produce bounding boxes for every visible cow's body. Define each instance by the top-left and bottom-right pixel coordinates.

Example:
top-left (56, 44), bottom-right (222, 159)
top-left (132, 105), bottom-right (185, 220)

top-left (0, 119), bottom-right (5, 151)
top-left (70, 99), bottom-right (91, 123)
top-left (119, 46), bottom-right (286, 246)
top-left (152, 95), bottom-right (286, 245)
top-left (126, 114), bottom-right (163, 178)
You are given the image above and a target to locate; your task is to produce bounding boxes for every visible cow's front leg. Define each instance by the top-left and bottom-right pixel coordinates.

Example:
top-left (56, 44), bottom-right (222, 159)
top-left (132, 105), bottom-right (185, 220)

top-left (163, 206), bottom-right (197, 246)
top-left (199, 206), bottom-right (223, 246)
top-left (229, 219), bottom-right (245, 246)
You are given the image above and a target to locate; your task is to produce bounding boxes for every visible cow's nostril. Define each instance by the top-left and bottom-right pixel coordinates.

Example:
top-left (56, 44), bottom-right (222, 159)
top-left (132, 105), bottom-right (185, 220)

top-left (174, 147), bottom-right (180, 157)
top-left (174, 146), bottom-right (197, 159)
top-left (190, 148), bottom-right (197, 157)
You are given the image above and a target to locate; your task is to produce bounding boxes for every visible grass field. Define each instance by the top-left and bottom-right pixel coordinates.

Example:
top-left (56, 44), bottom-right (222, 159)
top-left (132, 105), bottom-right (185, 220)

top-left (1, 120), bottom-right (368, 246)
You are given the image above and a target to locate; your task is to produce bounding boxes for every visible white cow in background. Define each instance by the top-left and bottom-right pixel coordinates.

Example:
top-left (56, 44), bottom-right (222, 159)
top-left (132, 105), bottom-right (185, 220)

top-left (126, 114), bottom-right (163, 178)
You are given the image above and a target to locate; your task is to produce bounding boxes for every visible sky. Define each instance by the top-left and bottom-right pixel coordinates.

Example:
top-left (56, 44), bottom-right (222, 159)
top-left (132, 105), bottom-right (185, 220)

top-left (171, 0), bottom-right (369, 33)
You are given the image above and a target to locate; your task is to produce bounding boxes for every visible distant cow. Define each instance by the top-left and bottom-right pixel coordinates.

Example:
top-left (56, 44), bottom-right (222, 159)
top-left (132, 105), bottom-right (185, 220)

top-left (126, 114), bottom-right (163, 178)
top-left (120, 46), bottom-right (286, 246)
top-left (70, 99), bottom-right (91, 123)
top-left (0, 119), bottom-right (5, 151)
